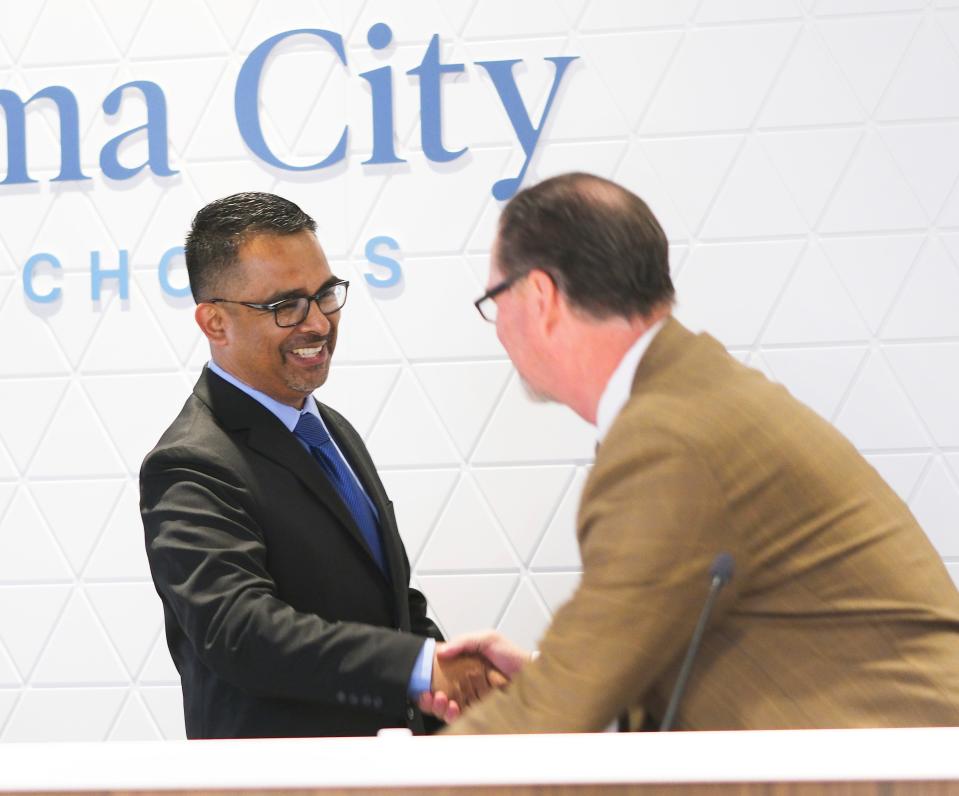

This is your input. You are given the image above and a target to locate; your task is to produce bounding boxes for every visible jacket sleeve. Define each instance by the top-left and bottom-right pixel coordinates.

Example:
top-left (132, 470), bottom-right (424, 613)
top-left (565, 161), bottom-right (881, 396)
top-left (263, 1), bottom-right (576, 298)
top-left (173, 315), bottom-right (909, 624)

top-left (445, 421), bottom-right (742, 734)
top-left (140, 446), bottom-right (425, 717)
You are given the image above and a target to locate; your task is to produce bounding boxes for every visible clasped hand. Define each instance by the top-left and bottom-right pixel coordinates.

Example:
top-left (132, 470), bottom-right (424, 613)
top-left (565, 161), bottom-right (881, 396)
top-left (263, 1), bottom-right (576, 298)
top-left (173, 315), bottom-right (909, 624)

top-left (417, 631), bottom-right (531, 722)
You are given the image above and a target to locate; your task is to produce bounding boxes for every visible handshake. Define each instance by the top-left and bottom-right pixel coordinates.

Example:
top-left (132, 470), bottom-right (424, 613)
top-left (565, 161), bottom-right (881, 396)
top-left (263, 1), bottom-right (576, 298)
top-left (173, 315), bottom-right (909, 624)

top-left (419, 631), bottom-right (531, 723)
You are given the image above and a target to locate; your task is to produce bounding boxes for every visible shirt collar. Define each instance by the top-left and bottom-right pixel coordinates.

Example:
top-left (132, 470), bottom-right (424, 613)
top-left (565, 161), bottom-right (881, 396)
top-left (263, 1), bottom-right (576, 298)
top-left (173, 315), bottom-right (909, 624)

top-left (207, 360), bottom-right (322, 431)
top-left (595, 318), bottom-right (665, 444)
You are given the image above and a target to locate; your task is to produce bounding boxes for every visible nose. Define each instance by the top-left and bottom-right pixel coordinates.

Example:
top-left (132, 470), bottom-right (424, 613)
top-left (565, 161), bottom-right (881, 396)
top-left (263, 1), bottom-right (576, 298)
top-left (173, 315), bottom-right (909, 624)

top-left (297, 298), bottom-right (332, 334)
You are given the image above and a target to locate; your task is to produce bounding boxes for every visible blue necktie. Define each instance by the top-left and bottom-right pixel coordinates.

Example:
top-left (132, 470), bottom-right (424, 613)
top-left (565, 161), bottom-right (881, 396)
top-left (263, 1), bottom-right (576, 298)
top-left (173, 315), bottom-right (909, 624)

top-left (293, 413), bottom-right (388, 576)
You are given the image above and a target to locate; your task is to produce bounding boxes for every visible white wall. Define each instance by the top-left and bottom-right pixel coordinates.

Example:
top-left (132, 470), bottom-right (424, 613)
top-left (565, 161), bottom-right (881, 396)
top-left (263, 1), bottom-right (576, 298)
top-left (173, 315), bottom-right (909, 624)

top-left (0, 0), bottom-right (957, 742)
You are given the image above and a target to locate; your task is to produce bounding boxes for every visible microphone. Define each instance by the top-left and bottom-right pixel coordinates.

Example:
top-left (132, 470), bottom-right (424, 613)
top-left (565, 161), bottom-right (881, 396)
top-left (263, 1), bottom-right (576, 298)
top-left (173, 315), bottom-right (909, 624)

top-left (659, 552), bottom-right (735, 731)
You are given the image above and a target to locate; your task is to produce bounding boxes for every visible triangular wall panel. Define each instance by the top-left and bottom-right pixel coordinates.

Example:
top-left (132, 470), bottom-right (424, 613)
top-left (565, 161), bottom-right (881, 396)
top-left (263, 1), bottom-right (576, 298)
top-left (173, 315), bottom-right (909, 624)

top-left (0, 0), bottom-right (45, 60)
top-left (0, 292), bottom-right (72, 377)
top-left (30, 480), bottom-right (125, 574)
top-left (139, 634), bottom-right (180, 685)
top-left (701, 138), bottom-right (808, 239)
top-left (0, 585), bottom-right (71, 677)
top-left (878, 18), bottom-right (959, 121)
top-left (474, 466), bottom-right (575, 565)
top-left (822, 234), bottom-right (922, 334)
top-left (3, 688), bottom-right (126, 741)
top-left (495, 578), bottom-right (552, 652)
top-left (883, 239), bottom-right (959, 339)
top-left (530, 571), bottom-right (582, 615)
top-left (643, 136), bottom-right (743, 235)
top-left (472, 376), bottom-right (596, 465)
top-left (28, 384), bottom-right (127, 479)
top-left (885, 343), bottom-right (959, 448)
top-left (87, 0), bottom-right (152, 54)
top-left (762, 346), bottom-right (867, 422)
top-left (530, 468), bottom-right (587, 571)
top-left (0, 489), bottom-right (73, 583)
top-left (377, 468), bottom-right (459, 566)
top-left (642, 23), bottom-right (797, 134)
top-left (83, 483), bottom-right (152, 580)
top-left (318, 365), bottom-right (401, 440)
top-left (762, 245), bottom-right (870, 344)
top-left (615, 143), bottom-right (691, 243)
top-left (31, 591), bottom-right (129, 685)
top-left (579, 30), bottom-right (683, 130)
top-left (760, 128), bottom-right (861, 226)
top-left (203, 0), bottom-right (259, 47)
top-left (417, 476), bottom-right (520, 572)
top-left (0, 640), bottom-right (21, 686)
top-left (366, 371), bottom-right (460, 467)
top-left (0, 378), bottom-right (69, 472)
top-left (86, 582), bottom-right (164, 678)
top-left (20, 0), bottom-right (121, 65)
top-left (819, 14), bottom-right (918, 114)
top-left (881, 123), bottom-right (959, 220)
top-left (83, 373), bottom-right (194, 472)
top-left (140, 685), bottom-right (186, 739)
top-left (909, 459), bottom-right (959, 558)
top-left (864, 453), bottom-right (931, 503)
top-left (819, 132), bottom-right (927, 233)
top-left (833, 353), bottom-right (930, 450)
top-left (415, 361), bottom-right (512, 459)
top-left (674, 239), bottom-right (803, 348)
top-left (107, 693), bottom-right (162, 741)
top-left (416, 573), bottom-right (518, 639)
top-left (127, 0), bottom-right (230, 58)
top-left (758, 26), bottom-right (862, 127)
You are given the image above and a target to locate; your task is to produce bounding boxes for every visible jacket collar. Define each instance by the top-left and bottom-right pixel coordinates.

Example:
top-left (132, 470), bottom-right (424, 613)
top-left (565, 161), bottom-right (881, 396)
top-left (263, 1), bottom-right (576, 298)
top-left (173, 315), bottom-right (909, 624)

top-left (193, 367), bottom-right (399, 591)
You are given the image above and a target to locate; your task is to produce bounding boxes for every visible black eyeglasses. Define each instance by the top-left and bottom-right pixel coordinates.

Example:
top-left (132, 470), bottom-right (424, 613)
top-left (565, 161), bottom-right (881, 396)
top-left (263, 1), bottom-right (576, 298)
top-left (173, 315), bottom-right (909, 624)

top-left (209, 280), bottom-right (350, 328)
top-left (473, 273), bottom-right (527, 323)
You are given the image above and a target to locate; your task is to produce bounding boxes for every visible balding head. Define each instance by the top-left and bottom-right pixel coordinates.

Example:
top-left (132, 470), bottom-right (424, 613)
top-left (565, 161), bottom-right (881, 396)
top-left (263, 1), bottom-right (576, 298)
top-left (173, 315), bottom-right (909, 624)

top-left (495, 173), bottom-right (674, 320)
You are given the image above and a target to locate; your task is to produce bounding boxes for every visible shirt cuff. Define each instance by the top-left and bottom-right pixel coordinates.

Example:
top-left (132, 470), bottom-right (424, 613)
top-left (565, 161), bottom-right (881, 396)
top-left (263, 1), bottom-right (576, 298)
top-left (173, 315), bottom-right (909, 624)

top-left (407, 637), bottom-right (435, 698)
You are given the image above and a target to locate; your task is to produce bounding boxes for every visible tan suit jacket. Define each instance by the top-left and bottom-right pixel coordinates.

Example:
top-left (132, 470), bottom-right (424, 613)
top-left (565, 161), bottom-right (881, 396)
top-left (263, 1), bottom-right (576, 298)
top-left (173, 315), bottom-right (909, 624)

top-left (449, 317), bottom-right (959, 733)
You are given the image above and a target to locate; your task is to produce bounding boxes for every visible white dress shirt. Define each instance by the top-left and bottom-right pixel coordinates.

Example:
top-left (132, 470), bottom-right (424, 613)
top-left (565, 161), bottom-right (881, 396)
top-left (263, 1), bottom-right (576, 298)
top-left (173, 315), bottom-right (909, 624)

top-left (594, 319), bottom-right (665, 444)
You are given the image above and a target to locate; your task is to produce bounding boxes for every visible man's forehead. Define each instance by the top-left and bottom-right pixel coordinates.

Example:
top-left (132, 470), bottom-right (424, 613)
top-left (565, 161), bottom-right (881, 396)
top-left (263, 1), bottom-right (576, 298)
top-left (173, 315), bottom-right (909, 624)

top-left (233, 231), bottom-right (333, 295)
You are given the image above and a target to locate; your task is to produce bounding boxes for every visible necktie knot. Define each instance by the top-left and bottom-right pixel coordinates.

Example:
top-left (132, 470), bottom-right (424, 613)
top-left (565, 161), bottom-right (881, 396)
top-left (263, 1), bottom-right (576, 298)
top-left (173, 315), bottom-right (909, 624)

top-left (294, 412), bottom-right (331, 451)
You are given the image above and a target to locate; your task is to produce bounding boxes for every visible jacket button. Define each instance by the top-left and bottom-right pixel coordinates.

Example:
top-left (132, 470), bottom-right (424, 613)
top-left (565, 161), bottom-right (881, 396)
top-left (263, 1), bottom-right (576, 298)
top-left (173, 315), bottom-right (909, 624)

top-left (336, 691), bottom-right (346, 704)
top-left (374, 696), bottom-right (383, 709)
top-left (406, 706), bottom-right (415, 721)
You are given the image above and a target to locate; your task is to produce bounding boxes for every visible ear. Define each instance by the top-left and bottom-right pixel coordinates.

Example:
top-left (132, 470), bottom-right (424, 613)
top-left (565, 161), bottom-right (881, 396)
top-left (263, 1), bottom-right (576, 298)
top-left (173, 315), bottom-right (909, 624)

top-left (526, 269), bottom-right (562, 336)
top-left (194, 303), bottom-right (229, 348)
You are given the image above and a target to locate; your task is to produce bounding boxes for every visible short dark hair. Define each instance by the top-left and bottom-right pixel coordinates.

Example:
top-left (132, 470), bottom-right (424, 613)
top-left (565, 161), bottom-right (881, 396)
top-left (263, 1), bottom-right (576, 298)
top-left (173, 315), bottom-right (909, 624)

top-left (184, 192), bottom-right (317, 302)
top-left (496, 173), bottom-right (673, 319)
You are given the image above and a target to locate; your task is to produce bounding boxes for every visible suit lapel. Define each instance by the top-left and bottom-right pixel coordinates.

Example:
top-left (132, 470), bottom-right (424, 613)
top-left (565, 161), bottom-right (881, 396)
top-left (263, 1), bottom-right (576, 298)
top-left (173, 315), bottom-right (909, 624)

top-left (319, 403), bottom-right (409, 612)
top-left (195, 369), bottom-right (390, 586)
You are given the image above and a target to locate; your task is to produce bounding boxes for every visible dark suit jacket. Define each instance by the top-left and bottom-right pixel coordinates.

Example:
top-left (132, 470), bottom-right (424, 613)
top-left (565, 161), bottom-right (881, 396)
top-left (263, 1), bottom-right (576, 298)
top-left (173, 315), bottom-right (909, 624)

top-left (450, 317), bottom-right (959, 733)
top-left (140, 367), bottom-right (443, 739)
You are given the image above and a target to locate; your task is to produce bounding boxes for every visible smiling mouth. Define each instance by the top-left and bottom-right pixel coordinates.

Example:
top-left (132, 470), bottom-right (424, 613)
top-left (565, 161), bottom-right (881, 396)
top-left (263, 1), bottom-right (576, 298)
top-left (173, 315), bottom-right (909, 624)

top-left (292, 344), bottom-right (325, 358)
top-left (286, 338), bottom-right (331, 365)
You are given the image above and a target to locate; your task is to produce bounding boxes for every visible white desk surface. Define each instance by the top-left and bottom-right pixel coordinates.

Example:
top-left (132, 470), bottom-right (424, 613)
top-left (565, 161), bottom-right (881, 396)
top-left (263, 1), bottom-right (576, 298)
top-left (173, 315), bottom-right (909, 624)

top-left (0, 727), bottom-right (958, 791)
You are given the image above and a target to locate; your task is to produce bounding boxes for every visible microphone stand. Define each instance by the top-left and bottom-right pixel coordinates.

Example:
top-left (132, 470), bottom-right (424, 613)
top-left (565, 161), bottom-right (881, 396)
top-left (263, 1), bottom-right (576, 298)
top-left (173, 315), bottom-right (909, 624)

top-left (660, 553), bottom-right (734, 731)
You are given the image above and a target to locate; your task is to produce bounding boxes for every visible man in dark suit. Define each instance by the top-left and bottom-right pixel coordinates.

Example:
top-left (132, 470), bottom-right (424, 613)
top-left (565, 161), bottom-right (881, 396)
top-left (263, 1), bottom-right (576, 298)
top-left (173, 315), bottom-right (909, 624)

top-left (140, 192), bottom-right (491, 739)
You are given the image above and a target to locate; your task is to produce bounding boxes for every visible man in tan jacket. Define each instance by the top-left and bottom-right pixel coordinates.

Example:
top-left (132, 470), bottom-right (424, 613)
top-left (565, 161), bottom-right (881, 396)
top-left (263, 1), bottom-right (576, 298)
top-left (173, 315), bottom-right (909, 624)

top-left (440, 172), bottom-right (959, 733)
